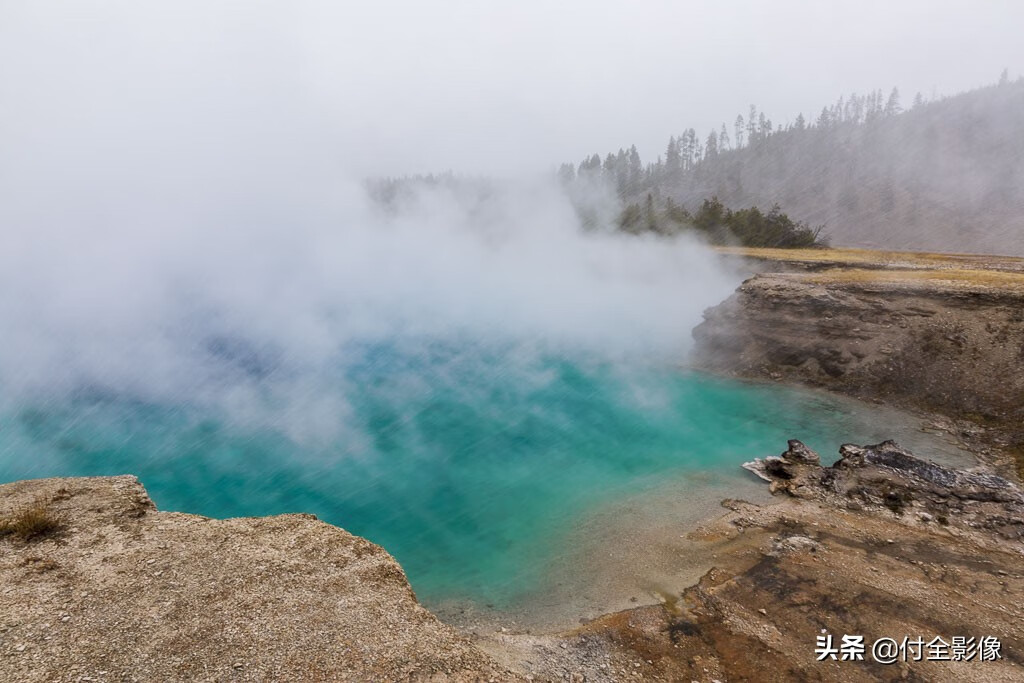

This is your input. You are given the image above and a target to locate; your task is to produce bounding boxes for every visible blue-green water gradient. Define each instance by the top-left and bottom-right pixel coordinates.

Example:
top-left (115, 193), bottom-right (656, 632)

top-left (0, 339), bottom-right (960, 609)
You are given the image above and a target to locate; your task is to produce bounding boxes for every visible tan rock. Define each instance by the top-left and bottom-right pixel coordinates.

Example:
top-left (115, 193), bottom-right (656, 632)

top-left (0, 475), bottom-right (519, 682)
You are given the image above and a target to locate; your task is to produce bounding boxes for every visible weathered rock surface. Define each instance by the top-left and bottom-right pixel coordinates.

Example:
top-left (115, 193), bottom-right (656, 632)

top-left (0, 476), bottom-right (517, 682)
top-left (745, 439), bottom-right (1024, 539)
top-left (563, 441), bottom-right (1024, 681)
top-left (693, 263), bottom-right (1024, 476)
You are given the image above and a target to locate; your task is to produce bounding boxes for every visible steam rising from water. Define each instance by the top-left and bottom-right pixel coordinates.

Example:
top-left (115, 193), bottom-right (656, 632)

top-left (0, 5), bottom-right (737, 441)
top-left (0, 166), bottom-right (736, 442)
top-left (0, 3), bottom-right (737, 444)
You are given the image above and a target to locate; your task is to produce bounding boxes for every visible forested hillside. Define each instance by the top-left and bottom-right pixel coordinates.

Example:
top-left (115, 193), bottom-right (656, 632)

top-left (562, 75), bottom-right (1024, 255)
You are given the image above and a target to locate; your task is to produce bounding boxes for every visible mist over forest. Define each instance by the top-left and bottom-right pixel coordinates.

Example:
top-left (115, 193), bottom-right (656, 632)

top-left (556, 75), bottom-right (1024, 255)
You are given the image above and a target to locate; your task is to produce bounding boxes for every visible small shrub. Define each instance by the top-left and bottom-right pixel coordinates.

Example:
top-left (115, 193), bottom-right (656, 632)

top-left (618, 196), bottom-right (828, 248)
top-left (0, 500), bottom-right (64, 542)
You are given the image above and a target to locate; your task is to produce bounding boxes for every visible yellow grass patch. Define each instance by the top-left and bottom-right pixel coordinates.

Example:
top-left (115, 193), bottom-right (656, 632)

top-left (806, 267), bottom-right (1024, 291)
top-left (716, 246), bottom-right (1024, 274)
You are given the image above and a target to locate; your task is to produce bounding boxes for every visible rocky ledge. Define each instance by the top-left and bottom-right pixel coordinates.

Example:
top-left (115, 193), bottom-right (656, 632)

top-left (0, 476), bottom-right (516, 682)
top-left (559, 440), bottom-right (1024, 681)
top-left (694, 249), bottom-right (1024, 476)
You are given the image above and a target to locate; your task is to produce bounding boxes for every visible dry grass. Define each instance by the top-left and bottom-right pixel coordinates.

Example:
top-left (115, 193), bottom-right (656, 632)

top-left (714, 245), bottom-right (1024, 293)
top-left (0, 500), bottom-right (64, 542)
top-left (806, 267), bottom-right (1024, 291)
top-left (716, 246), bottom-right (1024, 274)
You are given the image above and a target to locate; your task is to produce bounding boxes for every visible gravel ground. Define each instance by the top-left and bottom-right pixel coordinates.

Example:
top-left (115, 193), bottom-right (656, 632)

top-left (0, 475), bottom-right (519, 682)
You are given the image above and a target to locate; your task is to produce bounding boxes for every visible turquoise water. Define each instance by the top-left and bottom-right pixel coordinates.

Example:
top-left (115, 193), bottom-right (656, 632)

top-left (0, 338), bottom-right (963, 610)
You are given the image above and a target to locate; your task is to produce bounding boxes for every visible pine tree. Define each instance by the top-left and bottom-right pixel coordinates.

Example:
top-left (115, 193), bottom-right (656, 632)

top-left (618, 202), bottom-right (642, 233)
top-left (704, 130), bottom-right (719, 158)
top-left (847, 94), bottom-right (862, 123)
top-left (665, 136), bottom-right (681, 173)
top-left (816, 106), bottom-right (831, 128)
top-left (866, 89), bottom-right (884, 120)
top-left (734, 114), bottom-right (745, 148)
top-left (884, 87), bottom-right (901, 116)
top-left (680, 130), bottom-right (694, 170)
top-left (644, 193), bottom-right (659, 232)
top-left (688, 128), bottom-right (700, 166)
top-left (664, 196), bottom-right (690, 226)
top-left (615, 149), bottom-right (628, 196)
top-left (577, 153), bottom-right (602, 179)
top-left (627, 145), bottom-right (642, 192)
top-left (719, 123), bottom-right (731, 151)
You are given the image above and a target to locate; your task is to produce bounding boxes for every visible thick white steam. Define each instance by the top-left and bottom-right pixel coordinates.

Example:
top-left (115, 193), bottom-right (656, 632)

top-left (0, 3), bottom-right (738, 442)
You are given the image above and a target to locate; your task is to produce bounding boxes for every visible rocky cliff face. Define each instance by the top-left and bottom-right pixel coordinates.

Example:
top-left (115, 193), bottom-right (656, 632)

top-left (0, 476), bottom-right (516, 682)
top-left (693, 262), bottom-right (1024, 474)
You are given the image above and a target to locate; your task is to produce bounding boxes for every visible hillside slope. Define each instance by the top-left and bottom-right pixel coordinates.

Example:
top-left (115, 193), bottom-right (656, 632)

top-left (671, 82), bottom-right (1024, 254)
top-left (568, 80), bottom-right (1024, 255)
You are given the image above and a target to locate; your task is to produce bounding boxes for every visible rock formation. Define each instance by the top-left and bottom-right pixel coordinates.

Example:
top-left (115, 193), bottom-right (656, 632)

top-left (745, 439), bottom-right (1024, 540)
top-left (571, 440), bottom-right (1024, 681)
top-left (0, 475), bottom-right (517, 682)
top-left (694, 252), bottom-right (1024, 476)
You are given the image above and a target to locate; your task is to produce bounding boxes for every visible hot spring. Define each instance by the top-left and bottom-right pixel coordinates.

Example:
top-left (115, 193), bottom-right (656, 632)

top-left (0, 333), bottom-right (970, 620)
top-left (0, 179), bottom-right (972, 625)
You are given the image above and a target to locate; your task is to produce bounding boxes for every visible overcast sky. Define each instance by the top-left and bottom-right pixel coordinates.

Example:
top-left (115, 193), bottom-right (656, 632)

top-left (2, 1), bottom-right (1022, 178)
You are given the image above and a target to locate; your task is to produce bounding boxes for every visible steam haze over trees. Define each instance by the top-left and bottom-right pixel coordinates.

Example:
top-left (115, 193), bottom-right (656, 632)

top-left (560, 77), bottom-right (1024, 255)
top-left (2, 2), bottom-right (1023, 254)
